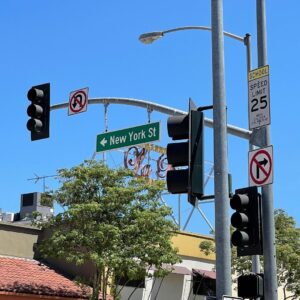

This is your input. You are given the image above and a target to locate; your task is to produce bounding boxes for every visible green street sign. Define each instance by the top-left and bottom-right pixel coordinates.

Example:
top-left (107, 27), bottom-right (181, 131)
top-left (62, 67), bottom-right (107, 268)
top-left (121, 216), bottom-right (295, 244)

top-left (96, 122), bottom-right (160, 153)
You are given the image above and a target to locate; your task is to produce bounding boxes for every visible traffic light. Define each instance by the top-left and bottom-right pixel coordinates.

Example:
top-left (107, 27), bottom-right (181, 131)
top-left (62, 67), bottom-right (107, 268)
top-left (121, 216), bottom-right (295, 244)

top-left (237, 273), bottom-right (264, 298)
top-left (26, 83), bottom-right (50, 141)
top-left (166, 99), bottom-right (204, 206)
top-left (230, 186), bottom-right (263, 256)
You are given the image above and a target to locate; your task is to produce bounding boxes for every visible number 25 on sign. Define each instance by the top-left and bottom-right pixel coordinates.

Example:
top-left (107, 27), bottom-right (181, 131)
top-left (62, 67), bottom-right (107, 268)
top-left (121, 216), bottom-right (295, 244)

top-left (248, 65), bottom-right (270, 130)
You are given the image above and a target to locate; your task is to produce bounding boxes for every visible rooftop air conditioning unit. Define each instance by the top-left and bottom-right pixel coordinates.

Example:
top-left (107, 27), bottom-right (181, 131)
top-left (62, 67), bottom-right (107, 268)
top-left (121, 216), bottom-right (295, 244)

top-left (2, 212), bottom-right (15, 222)
top-left (20, 192), bottom-right (53, 220)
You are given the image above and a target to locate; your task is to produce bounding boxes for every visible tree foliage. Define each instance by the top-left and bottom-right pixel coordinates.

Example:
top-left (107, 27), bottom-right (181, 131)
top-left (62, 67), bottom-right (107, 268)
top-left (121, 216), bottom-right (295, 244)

top-left (275, 209), bottom-right (300, 299)
top-left (199, 209), bottom-right (300, 299)
top-left (36, 160), bottom-right (180, 300)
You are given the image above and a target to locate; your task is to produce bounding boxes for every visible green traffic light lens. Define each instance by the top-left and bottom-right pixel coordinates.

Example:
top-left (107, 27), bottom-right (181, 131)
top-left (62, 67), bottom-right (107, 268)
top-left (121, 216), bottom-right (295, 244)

top-left (27, 118), bottom-right (43, 132)
top-left (166, 169), bottom-right (189, 194)
top-left (231, 230), bottom-right (250, 247)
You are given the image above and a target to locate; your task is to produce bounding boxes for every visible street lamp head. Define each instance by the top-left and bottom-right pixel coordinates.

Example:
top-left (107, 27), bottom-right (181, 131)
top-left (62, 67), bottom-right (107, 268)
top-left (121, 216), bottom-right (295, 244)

top-left (138, 32), bottom-right (164, 44)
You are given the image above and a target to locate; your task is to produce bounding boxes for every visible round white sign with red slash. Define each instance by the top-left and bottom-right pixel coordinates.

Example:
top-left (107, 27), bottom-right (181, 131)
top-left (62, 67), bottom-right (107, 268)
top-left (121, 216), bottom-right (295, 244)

top-left (249, 145), bottom-right (273, 187)
top-left (68, 87), bottom-right (89, 115)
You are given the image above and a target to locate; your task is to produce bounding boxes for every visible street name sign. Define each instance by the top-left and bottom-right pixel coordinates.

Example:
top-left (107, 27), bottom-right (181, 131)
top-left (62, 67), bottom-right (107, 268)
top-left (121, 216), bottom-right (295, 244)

top-left (68, 87), bottom-right (89, 116)
top-left (249, 145), bottom-right (273, 187)
top-left (96, 122), bottom-right (160, 153)
top-left (223, 296), bottom-right (243, 300)
top-left (248, 65), bottom-right (270, 129)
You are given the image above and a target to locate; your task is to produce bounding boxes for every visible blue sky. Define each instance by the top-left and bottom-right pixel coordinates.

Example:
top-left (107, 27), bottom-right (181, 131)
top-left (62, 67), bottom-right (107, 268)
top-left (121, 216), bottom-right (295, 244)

top-left (1, 1), bottom-right (299, 234)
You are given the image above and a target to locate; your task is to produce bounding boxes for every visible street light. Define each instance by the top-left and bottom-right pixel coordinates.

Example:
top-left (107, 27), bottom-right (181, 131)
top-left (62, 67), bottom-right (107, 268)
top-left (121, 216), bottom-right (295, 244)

top-left (139, 26), bottom-right (251, 73)
top-left (139, 24), bottom-right (253, 297)
top-left (140, 26), bottom-right (244, 43)
top-left (139, 31), bottom-right (163, 44)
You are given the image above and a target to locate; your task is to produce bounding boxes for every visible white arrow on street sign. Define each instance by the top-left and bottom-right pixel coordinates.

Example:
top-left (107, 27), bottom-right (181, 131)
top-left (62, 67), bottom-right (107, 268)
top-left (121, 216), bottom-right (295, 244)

top-left (100, 138), bottom-right (107, 147)
top-left (96, 122), bottom-right (160, 153)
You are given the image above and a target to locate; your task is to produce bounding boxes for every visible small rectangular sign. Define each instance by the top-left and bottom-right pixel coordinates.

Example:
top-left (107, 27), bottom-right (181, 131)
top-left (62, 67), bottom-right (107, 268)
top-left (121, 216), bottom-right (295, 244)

top-left (223, 296), bottom-right (243, 300)
top-left (248, 65), bottom-right (270, 129)
top-left (96, 122), bottom-right (160, 153)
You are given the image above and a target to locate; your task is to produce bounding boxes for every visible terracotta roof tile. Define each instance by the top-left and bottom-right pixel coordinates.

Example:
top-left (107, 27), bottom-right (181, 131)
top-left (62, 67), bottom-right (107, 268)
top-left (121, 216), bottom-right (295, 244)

top-left (0, 255), bottom-right (90, 298)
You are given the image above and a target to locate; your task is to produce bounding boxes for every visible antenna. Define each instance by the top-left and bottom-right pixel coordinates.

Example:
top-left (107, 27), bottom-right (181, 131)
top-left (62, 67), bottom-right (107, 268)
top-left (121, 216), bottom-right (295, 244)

top-left (27, 174), bottom-right (57, 192)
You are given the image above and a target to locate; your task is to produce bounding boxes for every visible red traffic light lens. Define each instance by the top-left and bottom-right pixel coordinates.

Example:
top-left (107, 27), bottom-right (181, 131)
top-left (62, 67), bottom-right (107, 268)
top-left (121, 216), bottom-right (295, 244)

top-left (27, 88), bottom-right (44, 102)
top-left (230, 193), bottom-right (250, 210)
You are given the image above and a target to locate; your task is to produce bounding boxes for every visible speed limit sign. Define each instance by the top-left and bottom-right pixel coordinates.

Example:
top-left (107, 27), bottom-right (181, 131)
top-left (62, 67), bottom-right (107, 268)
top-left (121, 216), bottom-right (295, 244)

top-left (248, 65), bottom-right (270, 130)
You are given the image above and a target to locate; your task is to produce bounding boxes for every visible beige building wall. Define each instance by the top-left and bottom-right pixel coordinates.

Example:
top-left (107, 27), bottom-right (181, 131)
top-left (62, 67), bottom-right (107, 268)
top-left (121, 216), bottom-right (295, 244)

top-left (0, 222), bottom-right (40, 259)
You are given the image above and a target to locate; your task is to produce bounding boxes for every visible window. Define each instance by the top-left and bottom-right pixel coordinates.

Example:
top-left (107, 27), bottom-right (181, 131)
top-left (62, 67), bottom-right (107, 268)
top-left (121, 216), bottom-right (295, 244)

top-left (116, 276), bottom-right (145, 288)
top-left (192, 273), bottom-right (216, 296)
top-left (22, 193), bottom-right (34, 207)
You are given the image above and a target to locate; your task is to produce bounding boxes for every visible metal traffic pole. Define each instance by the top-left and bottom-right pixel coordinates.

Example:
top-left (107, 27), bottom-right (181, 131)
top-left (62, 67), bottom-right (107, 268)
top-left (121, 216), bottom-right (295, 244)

top-left (211, 0), bottom-right (232, 297)
top-left (256, 1), bottom-right (278, 299)
top-left (245, 33), bottom-right (261, 276)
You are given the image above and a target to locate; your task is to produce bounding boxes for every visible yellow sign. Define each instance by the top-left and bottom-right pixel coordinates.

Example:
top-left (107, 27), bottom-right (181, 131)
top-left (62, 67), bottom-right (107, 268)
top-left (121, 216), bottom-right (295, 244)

top-left (142, 143), bottom-right (166, 154)
top-left (248, 65), bottom-right (269, 81)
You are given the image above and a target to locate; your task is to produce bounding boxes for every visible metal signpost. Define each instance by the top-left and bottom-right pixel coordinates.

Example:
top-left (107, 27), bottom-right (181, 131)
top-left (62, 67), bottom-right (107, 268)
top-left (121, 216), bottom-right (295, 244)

top-left (96, 122), bottom-right (160, 153)
top-left (211, 0), bottom-right (232, 297)
top-left (256, 1), bottom-right (278, 299)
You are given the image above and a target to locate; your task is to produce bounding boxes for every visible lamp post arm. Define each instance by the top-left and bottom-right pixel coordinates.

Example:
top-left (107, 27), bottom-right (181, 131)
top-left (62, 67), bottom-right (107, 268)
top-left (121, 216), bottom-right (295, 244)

top-left (51, 97), bottom-right (251, 140)
top-left (50, 97), bottom-right (186, 116)
top-left (163, 26), bottom-right (212, 34)
top-left (161, 26), bottom-right (244, 42)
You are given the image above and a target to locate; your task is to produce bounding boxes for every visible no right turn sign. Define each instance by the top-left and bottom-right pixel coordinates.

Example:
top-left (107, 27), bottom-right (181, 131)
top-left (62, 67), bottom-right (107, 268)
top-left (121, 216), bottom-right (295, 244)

top-left (249, 145), bottom-right (273, 187)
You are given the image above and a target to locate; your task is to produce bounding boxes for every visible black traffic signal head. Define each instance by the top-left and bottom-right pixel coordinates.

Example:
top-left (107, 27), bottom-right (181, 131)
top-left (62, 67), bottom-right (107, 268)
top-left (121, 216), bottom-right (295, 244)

top-left (27, 83), bottom-right (50, 141)
top-left (166, 114), bottom-right (189, 195)
top-left (238, 273), bottom-right (264, 298)
top-left (166, 99), bottom-right (204, 206)
top-left (230, 186), bottom-right (263, 256)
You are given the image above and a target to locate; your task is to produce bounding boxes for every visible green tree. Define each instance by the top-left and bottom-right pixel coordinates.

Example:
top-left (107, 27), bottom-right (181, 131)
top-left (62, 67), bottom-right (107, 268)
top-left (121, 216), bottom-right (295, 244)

top-left (36, 160), bottom-right (180, 300)
top-left (199, 209), bottom-right (300, 299)
top-left (275, 209), bottom-right (300, 299)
